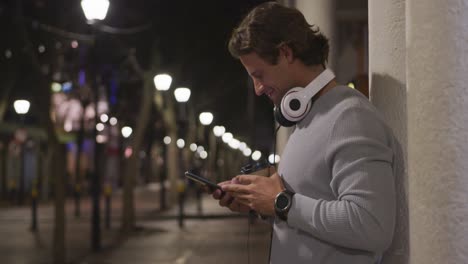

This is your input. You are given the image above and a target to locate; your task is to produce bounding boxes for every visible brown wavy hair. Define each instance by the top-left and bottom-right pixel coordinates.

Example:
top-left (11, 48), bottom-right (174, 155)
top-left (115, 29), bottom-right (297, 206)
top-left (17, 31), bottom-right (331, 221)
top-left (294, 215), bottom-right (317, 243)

top-left (228, 2), bottom-right (329, 67)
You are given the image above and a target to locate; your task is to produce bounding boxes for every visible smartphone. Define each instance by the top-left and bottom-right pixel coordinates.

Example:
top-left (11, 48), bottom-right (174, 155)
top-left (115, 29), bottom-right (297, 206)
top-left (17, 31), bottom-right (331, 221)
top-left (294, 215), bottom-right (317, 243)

top-left (184, 171), bottom-right (224, 193)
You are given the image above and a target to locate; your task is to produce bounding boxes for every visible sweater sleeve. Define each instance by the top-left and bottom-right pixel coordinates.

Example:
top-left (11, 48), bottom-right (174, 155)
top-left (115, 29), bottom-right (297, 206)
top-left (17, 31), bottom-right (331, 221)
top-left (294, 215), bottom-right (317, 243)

top-left (287, 105), bottom-right (396, 253)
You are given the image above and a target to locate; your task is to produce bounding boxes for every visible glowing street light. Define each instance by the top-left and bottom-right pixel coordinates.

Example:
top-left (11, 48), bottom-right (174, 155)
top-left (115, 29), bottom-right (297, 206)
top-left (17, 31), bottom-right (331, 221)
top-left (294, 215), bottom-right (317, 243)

top-left (163, 136), bottom-right (171, 145)
top-left (243, 148), bottom-right (252, 157)
top-left (239, 142), bottom-right (247, 151)
top-left (228, 138), bottom-right (240, 150)
top-left (251, 150), bottom-right (262, 161)
top-left (14, 100), bottom-right (30, 115)
top-left (199, 112), bottom-right (213, 126)
top-left (189, 143), bottom-right (197, 152)
top-left (81, 0), bottom-right (109, 21)
top-left (213, 126), bottom-right (225, 137)
top-left (154, 74), bottom-right (172, 91)
top-left (196, 146), bottom-right (205, 153)
top-left (200, 151), bottom-right (208, 160)
top-left (109, 117), bottom-right (118, 126)
top-left (174, 87), bottom-right (191, 103)
top-left (100, 114), bottom-right (109, 123)
top-left (176, 139), bottom-right (185, 149)
top-left (121, 126), bottom-right (133, 138)
top-left (268, 154), bottom-right (281, 164)
top-left (222, 132), bottom-right (233, 143)
top-left (96, 123), bottom-right (105, 132)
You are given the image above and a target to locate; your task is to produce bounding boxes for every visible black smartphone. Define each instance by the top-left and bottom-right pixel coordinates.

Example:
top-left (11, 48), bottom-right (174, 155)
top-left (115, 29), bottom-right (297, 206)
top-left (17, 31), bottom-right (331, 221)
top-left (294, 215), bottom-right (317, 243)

top-left (184, 171), bottom-right (224, 193)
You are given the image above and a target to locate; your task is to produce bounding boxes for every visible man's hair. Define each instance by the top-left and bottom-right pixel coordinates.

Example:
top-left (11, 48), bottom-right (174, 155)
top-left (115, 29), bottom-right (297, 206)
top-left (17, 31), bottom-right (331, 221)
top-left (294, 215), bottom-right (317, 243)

top-left (228, 2), bottom-right (329, 66)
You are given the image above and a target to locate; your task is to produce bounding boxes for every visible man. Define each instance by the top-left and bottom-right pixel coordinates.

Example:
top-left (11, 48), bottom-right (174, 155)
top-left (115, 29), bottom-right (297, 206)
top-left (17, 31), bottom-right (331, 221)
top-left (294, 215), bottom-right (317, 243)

top-left (213, 2), bottom-right (401, 264)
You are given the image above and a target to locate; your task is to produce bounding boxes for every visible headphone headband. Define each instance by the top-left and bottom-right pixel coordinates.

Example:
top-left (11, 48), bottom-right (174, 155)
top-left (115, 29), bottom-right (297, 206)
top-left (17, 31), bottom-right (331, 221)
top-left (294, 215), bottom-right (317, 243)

top-left (298, 69), bottom-right (335, 102)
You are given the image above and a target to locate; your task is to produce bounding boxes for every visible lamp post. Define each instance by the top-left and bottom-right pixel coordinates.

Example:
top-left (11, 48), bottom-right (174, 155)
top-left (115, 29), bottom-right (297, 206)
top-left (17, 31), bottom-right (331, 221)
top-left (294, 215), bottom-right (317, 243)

top-left (154, 74), bottom-right (172, 210)
top-left (13, 100), bottom-right (29, 203)
top-left (13, 100), bottom-right (34, 229)
top-left (174, 87), bottom-right (190, 227)
top-left (81, 0), bottom-right (109, 252)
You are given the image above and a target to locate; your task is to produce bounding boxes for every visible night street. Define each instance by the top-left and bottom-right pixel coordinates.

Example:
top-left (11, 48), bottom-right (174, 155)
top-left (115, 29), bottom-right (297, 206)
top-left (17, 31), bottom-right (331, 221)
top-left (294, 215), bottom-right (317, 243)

top-left (3, 0), bottom-right (464, 263)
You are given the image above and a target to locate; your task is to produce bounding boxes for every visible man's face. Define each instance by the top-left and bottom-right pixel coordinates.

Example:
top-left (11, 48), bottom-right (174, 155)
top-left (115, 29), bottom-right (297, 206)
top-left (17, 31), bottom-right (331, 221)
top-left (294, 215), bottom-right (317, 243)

top-left (239, 52), bottom-right (292, 106)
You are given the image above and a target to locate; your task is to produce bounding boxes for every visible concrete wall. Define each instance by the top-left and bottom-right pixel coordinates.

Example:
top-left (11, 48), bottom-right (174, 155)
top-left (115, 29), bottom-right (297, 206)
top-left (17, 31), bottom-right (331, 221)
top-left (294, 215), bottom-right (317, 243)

top-left (407, 0), bottom-right (468, 263)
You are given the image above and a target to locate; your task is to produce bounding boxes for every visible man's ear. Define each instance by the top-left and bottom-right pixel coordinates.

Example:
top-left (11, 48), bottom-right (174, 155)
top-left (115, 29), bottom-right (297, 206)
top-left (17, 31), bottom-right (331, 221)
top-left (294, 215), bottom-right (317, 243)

top-left (278, 43), bottom-right (294, 64)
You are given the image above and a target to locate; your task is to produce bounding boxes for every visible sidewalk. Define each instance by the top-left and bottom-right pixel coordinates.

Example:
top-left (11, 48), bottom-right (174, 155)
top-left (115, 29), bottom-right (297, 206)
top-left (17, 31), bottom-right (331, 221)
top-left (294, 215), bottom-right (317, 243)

top-left (0, 186), bottom-right (272, 264)
top-left (83, 189), bottom-right (272, 264)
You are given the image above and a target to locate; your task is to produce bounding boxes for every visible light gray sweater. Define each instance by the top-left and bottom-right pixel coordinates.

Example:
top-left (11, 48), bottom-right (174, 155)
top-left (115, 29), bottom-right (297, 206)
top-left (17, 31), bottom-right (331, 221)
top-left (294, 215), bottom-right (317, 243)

top-left (271, 85), bottom-right (400, 264)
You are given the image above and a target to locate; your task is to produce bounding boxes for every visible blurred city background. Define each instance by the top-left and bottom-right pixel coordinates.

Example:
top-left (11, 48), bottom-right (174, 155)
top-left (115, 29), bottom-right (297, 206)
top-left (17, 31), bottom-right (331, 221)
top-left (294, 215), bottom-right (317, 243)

top-left (0, 0), bottom-right (368, 263)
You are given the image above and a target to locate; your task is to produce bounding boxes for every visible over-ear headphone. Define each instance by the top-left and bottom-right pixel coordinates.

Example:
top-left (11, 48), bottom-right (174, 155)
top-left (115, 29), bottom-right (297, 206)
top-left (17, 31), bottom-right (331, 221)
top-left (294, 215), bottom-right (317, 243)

top-left (274, 69), bottom-right (335, 127)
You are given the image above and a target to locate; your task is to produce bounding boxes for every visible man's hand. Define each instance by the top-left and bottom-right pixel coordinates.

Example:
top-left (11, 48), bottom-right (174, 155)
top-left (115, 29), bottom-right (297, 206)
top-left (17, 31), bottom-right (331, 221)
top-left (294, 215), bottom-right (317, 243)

top-left (222, 173), bottom-right (284, 216)
top-left (212, 180), bottom-right (250, 213)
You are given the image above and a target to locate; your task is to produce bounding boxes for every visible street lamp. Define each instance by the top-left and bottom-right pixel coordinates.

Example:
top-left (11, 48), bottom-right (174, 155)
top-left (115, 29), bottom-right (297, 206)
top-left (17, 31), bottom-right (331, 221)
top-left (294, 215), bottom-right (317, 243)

top-left (121, 126), bottom-right (133, 138)
top-left (212, 126), bottom-right (225, 137)
top-left (13, 100), bottom-right (30, 115)
top-left (189, 143), bottom-right (197, 152)
top-left (243, 148), bottom-right (252, 157)
top-left (13, 100), bottom-right (30, 217)
top-left (176, 139), bottom-right (185, 149)
top-left (81, 0), bottom-right (110, 21)
top-left (228, 138), bottom-right (240, 150)
top-left (81, 0), bottom-right (109, 252)
top-left (174, 87), bottom-right (191, 103)
top-left (252, 150), bottom-right (262, 161)
top-left (154, 74), bottom-right (172, 91)
top-left (173, 87), bottom-right (191, 228)
top-left (268, 154), bottom-right (281, 164)
top-left (199, 112), bottom-right (213, 126)
top-left (222, 132), bottom-right (233, 143)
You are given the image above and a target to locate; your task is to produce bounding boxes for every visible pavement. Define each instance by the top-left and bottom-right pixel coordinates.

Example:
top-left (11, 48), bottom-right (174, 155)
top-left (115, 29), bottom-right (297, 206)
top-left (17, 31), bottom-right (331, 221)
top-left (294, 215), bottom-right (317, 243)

top-left (0, 185), bottom-right (272, 264)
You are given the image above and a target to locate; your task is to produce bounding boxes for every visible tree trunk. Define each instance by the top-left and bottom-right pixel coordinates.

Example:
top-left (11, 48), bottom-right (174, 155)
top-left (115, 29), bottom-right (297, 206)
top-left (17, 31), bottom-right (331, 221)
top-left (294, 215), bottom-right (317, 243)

top-left (121, 56), bottom-right (154, 234)
top-left (154, 91), bottom-right (179, 205)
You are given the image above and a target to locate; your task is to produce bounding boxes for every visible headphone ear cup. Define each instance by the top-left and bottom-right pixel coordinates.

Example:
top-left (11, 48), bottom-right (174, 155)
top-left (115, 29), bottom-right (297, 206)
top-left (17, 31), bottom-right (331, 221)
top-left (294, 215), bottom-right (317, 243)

top-left (274, 106), bottom-right (297, 127)
top-left (280, 87), bottom-right (311, 123)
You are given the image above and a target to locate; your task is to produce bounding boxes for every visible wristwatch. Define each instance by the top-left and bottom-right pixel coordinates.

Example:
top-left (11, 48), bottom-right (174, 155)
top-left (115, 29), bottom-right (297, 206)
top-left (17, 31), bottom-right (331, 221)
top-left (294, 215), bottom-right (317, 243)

top-left (274, 189), bottom-right (295, 221)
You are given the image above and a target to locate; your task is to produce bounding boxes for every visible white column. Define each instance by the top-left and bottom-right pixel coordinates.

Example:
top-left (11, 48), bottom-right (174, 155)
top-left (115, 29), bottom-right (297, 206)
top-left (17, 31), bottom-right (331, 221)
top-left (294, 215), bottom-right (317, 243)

top-left (407, 1), bottom-right (468, 263)
top-left (294, 0), bottom-right (337, 70)
top-left (369, 0), bottom-right (409, 263)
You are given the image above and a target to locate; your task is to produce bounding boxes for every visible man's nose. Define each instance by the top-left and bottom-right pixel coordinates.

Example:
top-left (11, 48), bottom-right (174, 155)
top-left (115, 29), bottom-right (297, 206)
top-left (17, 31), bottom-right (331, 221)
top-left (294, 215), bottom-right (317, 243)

top-left (253, 79), bottom-right (265, 96)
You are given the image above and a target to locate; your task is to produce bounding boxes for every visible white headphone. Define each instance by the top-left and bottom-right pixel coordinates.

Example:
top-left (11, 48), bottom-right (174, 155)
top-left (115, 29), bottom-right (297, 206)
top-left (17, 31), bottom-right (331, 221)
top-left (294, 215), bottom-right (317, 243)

top-left (274, 69), bottom-right (335, 127)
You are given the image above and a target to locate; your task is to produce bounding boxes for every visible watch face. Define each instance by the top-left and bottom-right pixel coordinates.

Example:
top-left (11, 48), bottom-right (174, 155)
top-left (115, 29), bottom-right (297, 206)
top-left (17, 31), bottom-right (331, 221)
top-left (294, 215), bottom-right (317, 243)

top-left (276, 194), bottom-right (289, 210)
